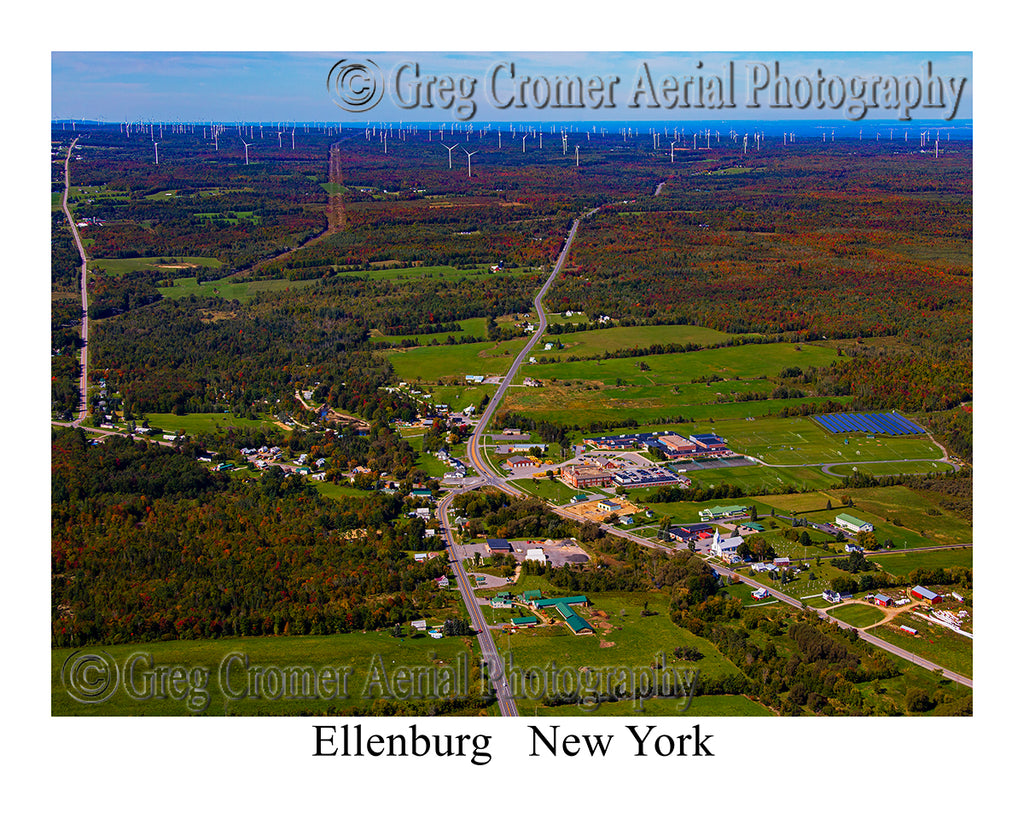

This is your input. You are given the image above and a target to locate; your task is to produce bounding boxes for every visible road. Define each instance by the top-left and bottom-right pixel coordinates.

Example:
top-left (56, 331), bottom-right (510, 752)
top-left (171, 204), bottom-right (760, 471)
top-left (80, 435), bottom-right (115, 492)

top-left (465, 214), bottom-right (587, 487)
top-left (437, 493), bottom-right (519, 716)
top-left (437, 213), bottom-right (591, 716)
top-left (60, 138), bottom-right (90, 425)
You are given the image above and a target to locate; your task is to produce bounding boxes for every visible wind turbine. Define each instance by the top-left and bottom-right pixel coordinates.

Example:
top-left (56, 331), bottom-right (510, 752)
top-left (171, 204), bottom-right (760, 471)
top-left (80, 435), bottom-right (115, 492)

top-left (440, 142), bottom-right (459, 169)
top-left (463, 146), bottom-right (478, 178)
top-left (575, 145), bottom-right (579, 167)
top-left (153, 141), bottom-right (160, 165)
top-left (670, 141), bottom-right (676, 162)
top-left (241, 139), bottom-right (252, 165)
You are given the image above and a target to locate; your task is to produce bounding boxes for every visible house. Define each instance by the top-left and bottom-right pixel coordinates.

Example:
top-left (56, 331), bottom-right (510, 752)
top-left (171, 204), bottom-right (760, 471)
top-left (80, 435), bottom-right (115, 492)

top-left (822, 590), bottom-right (842, 604)
top-left (751, 587), bottom-right (770, 600)
top-left (487, 538), bottom-right (512, 553)
top-left (835, 513), bottom-right (874, 534)
top-left (773, 557), bottom-right (791, 568)
top-left (413, 553), bottom-right (429, 562)
top-left (571, 493), bottom-right (589, 504)
top-left (620, 515), bottom-right (634, 526)
top-left (435, 576), bottom-right (449, 589)
top-left (910, 585), bottom-right (943, 604)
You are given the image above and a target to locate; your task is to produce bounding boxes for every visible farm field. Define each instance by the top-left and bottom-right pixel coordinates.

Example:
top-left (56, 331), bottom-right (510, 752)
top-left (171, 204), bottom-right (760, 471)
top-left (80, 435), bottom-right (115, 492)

top-left (142, 412), bottom-right (284, 437)
top-left (386, 337), bottom-right (532, 382)
top-left (534, 694), bottom-right (774, 717)
top-left (157, 276), bottom-right (317, 302)
top-left (872, 614), bottom-right (973, 677)
top-left (870, 547), bottom-right (973, 576)
top-left (371, 317), bottom-right (490, 346)
top-left (334, 264), bottom-right (539, 282)
top-left (91, 256), bottom-right (222, 276)
top-left (52, 631), bottom-right (483, 716)
top-left (536, 323), bottom-right (739, 360)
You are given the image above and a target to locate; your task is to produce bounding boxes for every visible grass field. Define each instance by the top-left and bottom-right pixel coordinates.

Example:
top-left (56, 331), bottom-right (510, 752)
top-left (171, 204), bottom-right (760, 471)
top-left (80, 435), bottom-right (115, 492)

top-left (91, 256), bottom-right (222, 277)
top-left (371, 317), bottom-right (490, 347)
top-left (52, 631), bottom-right (483, 716)
top-left (536, 324), bottom-right (738, 360)
top-left (334, 264), bottom-right (539, 283)
top-left (534, 693), bottom-right (774, 717)
top-left (827, 460), bottom-right (955, 478)
top-left (829, 603), bottom-right (887, 628)
top-left (157, 276), bottom-right (317, 302)
top-left (870, 547), bottom-right (973, 576)
top-left (386, 338), bottom-right (531, 382)
top-left (675, 463), bottom-right (839, 494)
top-left (143, 412), bottom-right (284, 437)
top-left (872, 614), bottom-right (972, 677)
top-left (508, 477), bottom-right (582, 505)
top-left (313, 481), bottom-right (378, 501)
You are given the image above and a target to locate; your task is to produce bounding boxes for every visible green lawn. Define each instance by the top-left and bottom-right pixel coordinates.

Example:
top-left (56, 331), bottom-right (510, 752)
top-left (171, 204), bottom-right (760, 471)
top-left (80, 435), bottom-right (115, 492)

top-left (157, 276), bottom-right (318, 302)
top-left (827, 460), bottom-right (955, 478)
top-left (91, 256), bottom-right (222, 277)
top-left (313, 481), bottom-right (377, 500)
top-left (52, 630), bottom-right (483, 716)
top-left (829, 603), bottom-right (887, 628)
top-left (508, 478), bottom-right (582, 505)
top-left (371, 317), bottom-right (491, 347)
top-left (534, 693), bottom-right (774, 717)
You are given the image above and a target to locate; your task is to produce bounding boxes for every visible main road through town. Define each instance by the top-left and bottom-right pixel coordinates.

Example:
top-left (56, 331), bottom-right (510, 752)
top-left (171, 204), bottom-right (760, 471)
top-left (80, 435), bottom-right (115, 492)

top-left (60, 138), bottom-right (91, 426)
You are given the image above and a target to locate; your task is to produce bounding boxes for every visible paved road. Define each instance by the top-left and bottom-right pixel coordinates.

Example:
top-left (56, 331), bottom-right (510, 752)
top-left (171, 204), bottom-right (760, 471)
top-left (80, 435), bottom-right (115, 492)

top-left (60, 138), bottom-right (90, 425)
top-left (437, 493), bottom-right (519, 716)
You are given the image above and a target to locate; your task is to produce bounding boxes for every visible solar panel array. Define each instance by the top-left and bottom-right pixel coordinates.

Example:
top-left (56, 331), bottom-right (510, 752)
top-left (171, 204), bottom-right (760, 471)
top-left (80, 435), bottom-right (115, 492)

top-left (813, 411), bottom-right (925, 436)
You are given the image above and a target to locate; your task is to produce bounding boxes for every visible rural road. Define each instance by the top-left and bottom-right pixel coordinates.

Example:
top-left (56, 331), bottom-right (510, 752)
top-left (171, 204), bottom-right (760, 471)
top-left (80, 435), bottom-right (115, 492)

top-left (60, 138), bottom-right (90, 425)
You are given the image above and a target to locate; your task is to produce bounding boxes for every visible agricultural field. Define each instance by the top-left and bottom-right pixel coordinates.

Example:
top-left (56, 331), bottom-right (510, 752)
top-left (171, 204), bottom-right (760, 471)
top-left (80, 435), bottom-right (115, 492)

top-left (52, 631), bottom-right (483, 716)
top-left (870, 547), bottom-right (973, 576)
top-left (386, 337), bottom-right (532, 382)
top-left (534, 694), bottom-right (775, 717)
top-left (157, 276), bottom-right (317, 302)
top-left (536, 323), bottom-right (739, 360)
top-left (872, 614), bottom-right (973, 678)
top-left (91, 255), bottom-right (223, 277)
top-left (370, 317), bottom-right (491, 346)
top-left (141, 412), bottom-right (285, 437)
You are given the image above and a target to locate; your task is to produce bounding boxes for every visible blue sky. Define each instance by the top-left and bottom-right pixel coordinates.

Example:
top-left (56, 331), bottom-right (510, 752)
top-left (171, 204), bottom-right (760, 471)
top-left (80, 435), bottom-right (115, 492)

top-left (51, 51), bottom-right (971, 124)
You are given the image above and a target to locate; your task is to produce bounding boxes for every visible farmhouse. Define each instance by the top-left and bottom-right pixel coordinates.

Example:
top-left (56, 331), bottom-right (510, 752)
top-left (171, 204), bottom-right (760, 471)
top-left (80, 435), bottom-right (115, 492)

top-left (751, 587), bottom-right (770, 600)
top-left (910, 585), bottom-right (943, 604)
top-left (822, 590), bottom-right (842, 604)
top-left (835, 513), bottom-right (874, 534)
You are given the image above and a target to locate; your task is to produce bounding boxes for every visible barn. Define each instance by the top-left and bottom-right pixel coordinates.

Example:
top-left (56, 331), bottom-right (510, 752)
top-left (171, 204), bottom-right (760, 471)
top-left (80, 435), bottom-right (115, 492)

top-left (910, 585), bottom-right (943, 604)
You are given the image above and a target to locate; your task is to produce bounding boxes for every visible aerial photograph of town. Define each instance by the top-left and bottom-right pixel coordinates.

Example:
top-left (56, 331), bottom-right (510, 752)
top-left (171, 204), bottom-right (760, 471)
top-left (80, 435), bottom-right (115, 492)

top-left (31, 19), bottom-right (1004, 814)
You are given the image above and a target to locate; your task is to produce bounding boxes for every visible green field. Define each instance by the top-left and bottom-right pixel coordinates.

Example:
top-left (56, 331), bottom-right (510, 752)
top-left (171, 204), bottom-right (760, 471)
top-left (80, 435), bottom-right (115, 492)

top-left (827, 460), bottom-right (955, 478)
top-left (52, 631), bottom-right (483, 716)
top-left (870, 547), bottom-right (973, 576)
top-left (91, 256), bottom-right (223, 277)
top-left (386, 338), bottom-right (531, 382)
top-left (335, 264), bottom-right (539, 283)
top-left (508, 477), bottom-right (582, 505)
top-left (157, 276), bottom-right (317, 302)
top-left (536, 324), bottom-right (739, 360)
top-left (535, 693), bottom-right (774, 717)
top-left (313, 481), bottom-right (377, 501)
top-left (872, 614), bottom-right (972, 677)
top-left (829, 603), bottom-right (887, 628)
top-left (676, 463), bottom-right (839, 494)
top-left (371, 317), bottom-right (491, 347)
top-left (142, 412), bottom-right (284, 437)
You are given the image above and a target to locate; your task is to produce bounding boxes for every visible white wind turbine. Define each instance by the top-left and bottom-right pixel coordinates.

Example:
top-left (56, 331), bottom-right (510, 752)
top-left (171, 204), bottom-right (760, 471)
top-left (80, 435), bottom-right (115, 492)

top-left (241, 139), bottom-right (252, 165)
top-left (153, 141), bottom-right (160, 165)
top-left (463, 147), bottom-right (478, 178)
top-left (441, 142), bottom-right (459, 169)
top-left (670, 141), bottom-right (676, 162)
